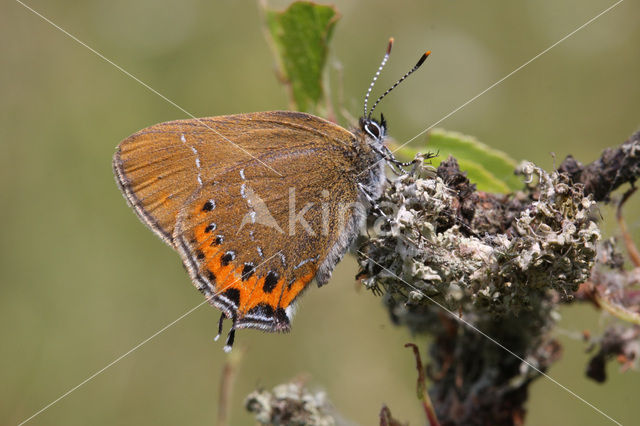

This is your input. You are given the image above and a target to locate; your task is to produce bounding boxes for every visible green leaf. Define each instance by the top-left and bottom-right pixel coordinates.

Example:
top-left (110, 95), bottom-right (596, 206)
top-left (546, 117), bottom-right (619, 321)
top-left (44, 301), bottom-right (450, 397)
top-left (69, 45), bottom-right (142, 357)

top-left (264, 1), bottom-right (339, 113)
top-left (395, 129), bottom-right (522, 193)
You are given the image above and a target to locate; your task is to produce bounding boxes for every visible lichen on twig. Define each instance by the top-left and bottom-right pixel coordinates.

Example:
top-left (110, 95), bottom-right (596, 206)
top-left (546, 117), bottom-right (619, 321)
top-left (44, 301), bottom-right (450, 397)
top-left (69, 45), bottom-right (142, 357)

top-left (358, 157), bottom-right (599, 328)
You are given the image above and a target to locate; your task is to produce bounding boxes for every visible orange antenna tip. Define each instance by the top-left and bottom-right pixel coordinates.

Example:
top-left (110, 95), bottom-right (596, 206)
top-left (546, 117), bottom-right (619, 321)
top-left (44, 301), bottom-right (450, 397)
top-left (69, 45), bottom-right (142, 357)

top-left (387, 37), bottom-right (394, 54)
top-left (416, 51), bottom-right (431, 68)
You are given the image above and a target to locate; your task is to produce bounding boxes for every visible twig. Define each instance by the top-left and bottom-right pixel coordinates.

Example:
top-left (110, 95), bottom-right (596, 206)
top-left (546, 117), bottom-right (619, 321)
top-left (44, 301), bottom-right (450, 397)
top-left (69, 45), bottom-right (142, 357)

top-left (379, 405), bottom-right (405, 426)
top-left (558, 130), bottom-right (640, 201)
top-left (616, 187), bottom-right (640, 267)
top-left (405, 343), bottom-right (440, 426)
top-left (594, 292), bottom-right (640, 325)
top-left (217, 346), bottom-right (246, 426)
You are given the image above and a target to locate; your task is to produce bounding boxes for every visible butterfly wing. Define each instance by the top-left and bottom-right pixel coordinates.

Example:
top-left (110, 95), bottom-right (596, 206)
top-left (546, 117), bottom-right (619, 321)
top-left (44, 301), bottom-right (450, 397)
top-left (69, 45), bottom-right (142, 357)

top-left (114, 120), bottom-right (201, 245)
top-left (114, 111), bottom-right (368, 331)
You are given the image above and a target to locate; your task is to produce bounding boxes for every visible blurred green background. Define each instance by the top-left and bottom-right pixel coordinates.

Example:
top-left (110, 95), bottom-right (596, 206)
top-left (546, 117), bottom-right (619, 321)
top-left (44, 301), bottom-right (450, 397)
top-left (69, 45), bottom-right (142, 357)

top-left (2, 0), bottom-right (639, 424)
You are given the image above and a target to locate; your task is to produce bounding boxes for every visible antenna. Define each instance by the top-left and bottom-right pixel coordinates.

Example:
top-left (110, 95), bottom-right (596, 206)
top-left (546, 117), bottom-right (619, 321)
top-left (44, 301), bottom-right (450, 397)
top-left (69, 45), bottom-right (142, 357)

top-left (367, 51), bottom-right (431, 119)
top-left (363, 38), bottom-right (394, 119)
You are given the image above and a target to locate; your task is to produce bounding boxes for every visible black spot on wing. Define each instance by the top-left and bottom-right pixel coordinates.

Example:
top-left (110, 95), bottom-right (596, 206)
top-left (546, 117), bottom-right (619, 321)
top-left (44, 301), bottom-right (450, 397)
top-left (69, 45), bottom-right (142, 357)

top-left (222, 288), bottom-right (240, 307)
top-left (202, 200), bottom-right (215, 211)
top-left (263, 271), bottom-right (279, 293)
top-left (221, 251), bottom-right (236, 266)
top-left (247, 303), bottom-right (274, 319)
top-left (276, 308), bottom-right (289, 324)
top-left (242, 263), bottom-right (255, 281)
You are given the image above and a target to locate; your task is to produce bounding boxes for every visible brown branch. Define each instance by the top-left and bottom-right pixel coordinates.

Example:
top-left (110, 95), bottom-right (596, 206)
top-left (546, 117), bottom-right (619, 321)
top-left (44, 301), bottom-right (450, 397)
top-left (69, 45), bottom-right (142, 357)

top-left (405, 343), bottom-right (441, 426)
top-left (217, 347), bottom-right (246, 426)
top-left (617, 187), bottom-right (640, 267)
top-left (380, 405), bottom-right (406, 426)
top-left (558, 130), bottom-right (640, 201)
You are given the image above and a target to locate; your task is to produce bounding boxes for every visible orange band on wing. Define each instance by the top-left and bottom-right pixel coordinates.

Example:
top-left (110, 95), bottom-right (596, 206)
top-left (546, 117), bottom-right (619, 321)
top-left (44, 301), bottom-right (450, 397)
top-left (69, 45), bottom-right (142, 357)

top-left (279, 269), bottom-right (315, 309)
top-left (242, 277), bottom-right (285, 314)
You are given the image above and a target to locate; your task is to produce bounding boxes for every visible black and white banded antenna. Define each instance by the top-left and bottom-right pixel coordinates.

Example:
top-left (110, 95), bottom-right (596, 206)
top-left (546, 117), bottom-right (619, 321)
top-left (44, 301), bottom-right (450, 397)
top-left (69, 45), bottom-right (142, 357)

top-left (367, 50), bottom-right (431, 119)
top-left (363, 38), bottom-right (394, 119)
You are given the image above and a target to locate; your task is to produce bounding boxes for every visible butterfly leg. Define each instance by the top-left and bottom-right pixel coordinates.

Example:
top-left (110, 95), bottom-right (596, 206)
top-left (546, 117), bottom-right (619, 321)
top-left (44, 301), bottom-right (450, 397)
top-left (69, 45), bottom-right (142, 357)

top-left (358, 183), bottom-right (387, 218)
top-left (214, 313), bottom-right (225, 342)
top-left (384, 147), bottom-right (416, 167)
top-left (223, 328), bottom-right (236, 353)
top-left (370, 145), bottom-right (400, 174)
top-left (371, 144), bottom-right (416, 175)
top-left (213, 311), bottom-right (237, 352)
top-left (215, 313), bottom-right (237, 353)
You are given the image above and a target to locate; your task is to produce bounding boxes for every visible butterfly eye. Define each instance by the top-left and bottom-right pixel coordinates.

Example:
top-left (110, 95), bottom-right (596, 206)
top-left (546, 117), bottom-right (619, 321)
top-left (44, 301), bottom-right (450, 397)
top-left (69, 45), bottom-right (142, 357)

top-left (364, 122), bottom-right (382, 139)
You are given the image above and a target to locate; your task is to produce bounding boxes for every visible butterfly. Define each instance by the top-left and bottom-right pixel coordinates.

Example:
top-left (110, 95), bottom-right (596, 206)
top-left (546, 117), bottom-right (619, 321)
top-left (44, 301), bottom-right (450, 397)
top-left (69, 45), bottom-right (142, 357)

top-left (113, 39), bottom-right (429, 351)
